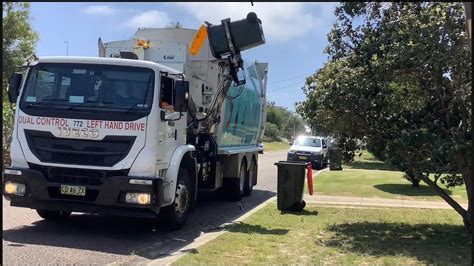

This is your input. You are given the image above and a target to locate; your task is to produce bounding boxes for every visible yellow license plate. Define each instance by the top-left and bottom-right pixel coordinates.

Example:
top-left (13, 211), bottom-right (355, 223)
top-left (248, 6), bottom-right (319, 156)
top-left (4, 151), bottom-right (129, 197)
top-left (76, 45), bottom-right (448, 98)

top-left (60, 185), bottom-right (86, 196)
top-left (299, 156), bottom-right (307, 160)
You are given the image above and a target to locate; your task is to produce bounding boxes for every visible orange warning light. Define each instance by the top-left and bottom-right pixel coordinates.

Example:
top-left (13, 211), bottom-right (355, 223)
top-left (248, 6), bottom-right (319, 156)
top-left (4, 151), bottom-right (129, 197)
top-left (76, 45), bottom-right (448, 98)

top-left (189, 24), bottom-right (208, 56)
top-left (136, 39), bottom-right (150, 49)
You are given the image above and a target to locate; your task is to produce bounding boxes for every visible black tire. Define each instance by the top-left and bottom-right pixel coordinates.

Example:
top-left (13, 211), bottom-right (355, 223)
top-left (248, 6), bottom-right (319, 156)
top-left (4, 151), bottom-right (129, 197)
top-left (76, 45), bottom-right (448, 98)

top-left (227, 160), bottom-right (247, 201)
top-left (36, 209), bottom-right (71, 220)
top-left (244, 158), bottom-right (257, 196)
top-left (159, 168), bottom-right (192, 231)
top-left (316, 157), bottom-right (324, 170)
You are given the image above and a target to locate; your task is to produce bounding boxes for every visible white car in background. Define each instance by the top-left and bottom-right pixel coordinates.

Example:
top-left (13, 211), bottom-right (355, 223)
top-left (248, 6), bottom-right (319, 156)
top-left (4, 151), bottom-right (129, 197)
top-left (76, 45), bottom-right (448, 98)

top-left (287, 136), bottom-right (329, 169)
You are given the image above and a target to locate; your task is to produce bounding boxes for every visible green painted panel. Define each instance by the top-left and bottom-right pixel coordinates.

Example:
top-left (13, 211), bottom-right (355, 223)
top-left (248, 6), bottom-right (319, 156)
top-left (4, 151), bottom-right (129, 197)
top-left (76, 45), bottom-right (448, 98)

top-left (217, 62), bottom-right (265, 148)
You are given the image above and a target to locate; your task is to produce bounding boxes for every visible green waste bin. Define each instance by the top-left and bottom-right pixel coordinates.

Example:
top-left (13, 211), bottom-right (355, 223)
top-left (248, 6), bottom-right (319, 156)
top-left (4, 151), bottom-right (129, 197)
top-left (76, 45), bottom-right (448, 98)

top-left (274, 161), bottom-right (308, 212)
top-left (328, 148), bottom-right (343, 170)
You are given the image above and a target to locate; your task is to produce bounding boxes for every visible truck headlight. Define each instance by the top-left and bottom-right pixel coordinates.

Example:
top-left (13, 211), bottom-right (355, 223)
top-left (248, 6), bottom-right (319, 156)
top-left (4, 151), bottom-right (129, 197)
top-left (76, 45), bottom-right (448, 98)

top-left (4, 181), bottom-right (26, 196)
top-left (125, 192), bottom-right (151, 205)
top-left (311, 151), bottom-right (321, 156)
top-left (288, 150), bottom-right (296, 153)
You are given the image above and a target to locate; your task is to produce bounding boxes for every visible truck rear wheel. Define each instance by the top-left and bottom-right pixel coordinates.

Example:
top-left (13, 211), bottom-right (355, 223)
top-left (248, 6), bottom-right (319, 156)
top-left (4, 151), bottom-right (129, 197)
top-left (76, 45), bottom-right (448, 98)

top-left (36, 209), bottom-right (71, 220)
top-left (159, 167), bottom-right (191, 230)
top-left (226, 160), bottom-right (247, 201)
top-left (244, 158), bottom-right (257, 196)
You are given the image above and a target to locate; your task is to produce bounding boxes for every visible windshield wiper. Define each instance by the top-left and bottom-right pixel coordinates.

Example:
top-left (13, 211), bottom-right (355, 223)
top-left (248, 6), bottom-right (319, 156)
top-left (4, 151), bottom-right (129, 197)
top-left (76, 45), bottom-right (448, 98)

top-left (84, 100), bottom-right (116, 105)
top-left (42, 98), bottom-right (68, 102)
top-left (25, 102), bottom-right (45, 108)
top-left (25, 98), bottom-right (68, 108)
top-left (126, 102), bottom-right (146, 113)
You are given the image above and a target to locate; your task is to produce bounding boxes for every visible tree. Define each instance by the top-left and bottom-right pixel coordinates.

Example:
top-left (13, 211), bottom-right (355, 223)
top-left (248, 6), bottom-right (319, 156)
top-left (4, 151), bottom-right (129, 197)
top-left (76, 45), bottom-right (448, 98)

top-left (284, 113), bottom-right (305, 141)
top-left (263, 122), bottom-right (280, 142)
top-left (265, 101), bottom-right (306, 141)
top-left (266, 102), bottom-right (289, 130)
top-left (2, 2), bottom-right (39, 165)
top-left (297, 3), bottom-right (471, 230)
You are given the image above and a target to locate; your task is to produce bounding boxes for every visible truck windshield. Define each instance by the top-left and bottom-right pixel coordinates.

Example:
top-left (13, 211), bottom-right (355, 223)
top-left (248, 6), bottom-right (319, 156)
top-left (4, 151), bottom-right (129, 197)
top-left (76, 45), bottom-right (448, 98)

top-left (20, 63), bottom-right (154, 112)
top-left (294, 138), bottom-right (321, 147)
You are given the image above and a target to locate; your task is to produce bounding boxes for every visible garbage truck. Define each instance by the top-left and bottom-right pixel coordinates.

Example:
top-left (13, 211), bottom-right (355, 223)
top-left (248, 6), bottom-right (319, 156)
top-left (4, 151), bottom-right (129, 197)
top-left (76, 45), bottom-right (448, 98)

top-left (3, 12), bottom-right (268, 229)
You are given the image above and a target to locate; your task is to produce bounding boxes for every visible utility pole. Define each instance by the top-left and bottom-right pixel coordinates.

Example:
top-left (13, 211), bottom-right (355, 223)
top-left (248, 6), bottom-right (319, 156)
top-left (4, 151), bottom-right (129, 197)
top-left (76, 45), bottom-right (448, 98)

top-left (462, 3), bottom-right (472, 265)
top-left (64, 41), bottom-right (69, 56)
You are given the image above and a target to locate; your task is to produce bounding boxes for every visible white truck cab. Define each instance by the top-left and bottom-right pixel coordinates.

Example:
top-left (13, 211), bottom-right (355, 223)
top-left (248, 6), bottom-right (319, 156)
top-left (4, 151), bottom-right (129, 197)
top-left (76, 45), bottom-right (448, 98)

top-left (4, 13), bottom-right (268, 230)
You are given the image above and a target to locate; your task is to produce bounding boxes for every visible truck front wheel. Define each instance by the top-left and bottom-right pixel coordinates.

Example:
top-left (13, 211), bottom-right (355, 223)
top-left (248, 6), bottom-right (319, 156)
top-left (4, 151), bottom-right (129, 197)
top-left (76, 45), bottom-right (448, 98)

top-left (36, 209), bottom-right (71, 220)
top-left (159, 167), bottom-right (191, 230)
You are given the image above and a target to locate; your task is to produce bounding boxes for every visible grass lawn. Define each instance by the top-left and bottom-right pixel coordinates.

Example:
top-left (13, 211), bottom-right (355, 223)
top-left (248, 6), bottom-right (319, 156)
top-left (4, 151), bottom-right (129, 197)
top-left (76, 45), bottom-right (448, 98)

top-left (312, 169), bottom-right (468, 203)
top-left (175, 203), bottom-right (470, 265)
top-left (344, 150), bottom-right (398, 171)
top-left (263, 141), bottom-right (290, 152)
top-left (310, 151), bottom-right (468, 203)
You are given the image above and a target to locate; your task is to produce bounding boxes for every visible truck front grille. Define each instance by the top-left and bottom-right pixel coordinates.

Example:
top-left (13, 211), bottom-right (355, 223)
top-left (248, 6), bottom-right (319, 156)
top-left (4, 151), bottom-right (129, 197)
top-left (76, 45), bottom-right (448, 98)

top-left (29, 163), bottom-right (129, 186)
top-left (24, 129), bottom-right (136, 167)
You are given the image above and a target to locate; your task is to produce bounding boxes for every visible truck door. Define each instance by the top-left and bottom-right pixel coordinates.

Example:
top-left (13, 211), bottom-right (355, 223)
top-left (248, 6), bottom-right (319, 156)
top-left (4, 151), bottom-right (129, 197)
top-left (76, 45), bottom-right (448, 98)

top-left (322, 138), bottom-right (328, 157)
top-left (160, 76), bottom-right (185, 148)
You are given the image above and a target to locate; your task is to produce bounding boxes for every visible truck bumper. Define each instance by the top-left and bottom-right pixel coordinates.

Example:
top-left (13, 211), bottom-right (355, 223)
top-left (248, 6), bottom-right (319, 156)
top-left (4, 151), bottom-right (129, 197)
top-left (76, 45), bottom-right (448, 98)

top-left (3, 167), bottom-right (163, 219)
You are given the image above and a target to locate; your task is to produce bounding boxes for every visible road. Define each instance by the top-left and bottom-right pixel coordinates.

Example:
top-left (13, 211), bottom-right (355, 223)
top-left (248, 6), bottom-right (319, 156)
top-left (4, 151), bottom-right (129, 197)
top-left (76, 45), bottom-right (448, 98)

top-left (2, 150), bottom-right (287, 265)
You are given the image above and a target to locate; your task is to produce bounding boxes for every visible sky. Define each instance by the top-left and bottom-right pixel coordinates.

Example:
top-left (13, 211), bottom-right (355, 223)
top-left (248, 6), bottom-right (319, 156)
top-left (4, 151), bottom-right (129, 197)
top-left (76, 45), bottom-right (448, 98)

top-left (29, 2), bottom-right (339, 111)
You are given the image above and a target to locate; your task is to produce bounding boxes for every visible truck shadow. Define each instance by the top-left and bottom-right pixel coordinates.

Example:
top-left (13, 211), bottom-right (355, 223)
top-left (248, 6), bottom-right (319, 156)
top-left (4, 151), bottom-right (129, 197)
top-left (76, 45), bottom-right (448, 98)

top-left (3, 189), bottom-right (276, 261)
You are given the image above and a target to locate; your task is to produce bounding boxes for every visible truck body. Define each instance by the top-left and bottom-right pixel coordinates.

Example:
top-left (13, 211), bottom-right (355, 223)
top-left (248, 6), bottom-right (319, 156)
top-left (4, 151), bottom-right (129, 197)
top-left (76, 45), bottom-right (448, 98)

top-left (4, 13), bottom-right (267, 229)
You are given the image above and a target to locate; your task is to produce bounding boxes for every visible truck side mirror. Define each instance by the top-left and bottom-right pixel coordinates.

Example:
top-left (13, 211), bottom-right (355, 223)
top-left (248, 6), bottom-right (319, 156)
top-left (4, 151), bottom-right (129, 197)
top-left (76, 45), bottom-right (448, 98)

top-left (8, 73), bottom-right (23, 103)
top-left (174, 80), bottom-right (189, 113)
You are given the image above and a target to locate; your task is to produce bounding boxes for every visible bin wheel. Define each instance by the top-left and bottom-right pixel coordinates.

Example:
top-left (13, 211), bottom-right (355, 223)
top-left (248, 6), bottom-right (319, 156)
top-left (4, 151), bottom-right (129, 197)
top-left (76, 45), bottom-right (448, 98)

top-left (292, 200), bottom-right (306, 212)
top-left (159, 167), bottom-right (191, 230)
top-left (36, 209), bottom-right (71, 220)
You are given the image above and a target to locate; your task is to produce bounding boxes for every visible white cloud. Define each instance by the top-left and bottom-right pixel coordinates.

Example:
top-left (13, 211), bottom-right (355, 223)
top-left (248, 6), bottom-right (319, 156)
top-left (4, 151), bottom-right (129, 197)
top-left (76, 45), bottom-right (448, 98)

top-left (123, 10), bottom-right (171, 29)
top-left (82, 5), bottom-right (117, 16)
top-left (174, 2), bottom-right (337, 42)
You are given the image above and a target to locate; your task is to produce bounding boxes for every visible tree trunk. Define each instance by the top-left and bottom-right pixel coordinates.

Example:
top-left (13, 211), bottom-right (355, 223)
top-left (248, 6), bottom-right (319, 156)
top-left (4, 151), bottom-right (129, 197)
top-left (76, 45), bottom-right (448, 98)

top-left (405, 170), bottom-right (420, 188)
top-left (458, 154), bottom-right (472, 232)
top-left (418, 174), bottom-right (470, 231)
top-left (411, 178), bottom-right (420, 188)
